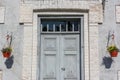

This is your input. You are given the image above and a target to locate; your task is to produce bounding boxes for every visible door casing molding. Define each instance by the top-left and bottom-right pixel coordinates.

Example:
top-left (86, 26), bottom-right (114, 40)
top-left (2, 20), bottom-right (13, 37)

top-left (31, 11), bottom-right (89, 80)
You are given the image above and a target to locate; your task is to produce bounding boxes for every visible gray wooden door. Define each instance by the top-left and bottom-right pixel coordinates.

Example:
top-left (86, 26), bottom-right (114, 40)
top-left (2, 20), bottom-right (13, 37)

top-left (40, 34), bottom-right (80, 80)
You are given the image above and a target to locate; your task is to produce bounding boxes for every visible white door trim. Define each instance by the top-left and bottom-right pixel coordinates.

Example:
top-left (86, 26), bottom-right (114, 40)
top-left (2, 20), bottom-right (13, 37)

top-left (31, 12), bottom-right (89, 80)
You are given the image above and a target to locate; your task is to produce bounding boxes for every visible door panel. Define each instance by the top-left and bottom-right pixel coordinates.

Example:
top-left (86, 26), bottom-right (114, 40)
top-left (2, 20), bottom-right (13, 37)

top-left (64, 54), bottom-right (77, 78)
top-left (40, 34), bottom-right (80, 80)
top-left (61, 35), bottom-right (79, 80)
top-left (44, 55), bottom-right (56, 77)
top-left (41, 35), bottom-right (59, 80)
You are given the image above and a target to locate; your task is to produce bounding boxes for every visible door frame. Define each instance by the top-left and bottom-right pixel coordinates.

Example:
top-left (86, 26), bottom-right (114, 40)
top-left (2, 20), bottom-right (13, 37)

top-left (22, 10), bottom-right (100, 80)
top-left (38, 15), bottom-right (84, 80)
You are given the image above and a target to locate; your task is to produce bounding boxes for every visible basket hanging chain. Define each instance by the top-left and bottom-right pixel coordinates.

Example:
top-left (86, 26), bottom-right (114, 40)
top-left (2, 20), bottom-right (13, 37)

top-left (111, 33), bottom-right (115, 46)
top-left (6, 33), bottom-right (12, 47)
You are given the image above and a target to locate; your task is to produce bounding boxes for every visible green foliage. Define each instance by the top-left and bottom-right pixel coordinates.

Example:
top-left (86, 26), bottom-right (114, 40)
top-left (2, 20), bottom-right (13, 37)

top-left (1, 47), bottom-right (12, 53)
top-left (107, 45), bottom-right (119, 53)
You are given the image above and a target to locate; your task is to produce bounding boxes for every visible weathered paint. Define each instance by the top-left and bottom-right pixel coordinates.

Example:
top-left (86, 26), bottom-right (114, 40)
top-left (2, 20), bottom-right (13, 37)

top-left (0, 0), bottom-right (23, 80)
top-left (99, 0), bottom-right (120, 80)
top-left (1, 0), bottom-right (120, 80)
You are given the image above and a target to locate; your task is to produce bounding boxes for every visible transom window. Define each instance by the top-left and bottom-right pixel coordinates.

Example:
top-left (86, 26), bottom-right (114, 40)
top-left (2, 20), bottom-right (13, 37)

top-left (40, 18), bottom-right (81, 33)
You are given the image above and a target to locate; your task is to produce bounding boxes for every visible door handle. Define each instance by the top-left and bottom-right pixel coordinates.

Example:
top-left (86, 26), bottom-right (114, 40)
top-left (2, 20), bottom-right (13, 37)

top-left (61, 68), bottom-right (65, 71)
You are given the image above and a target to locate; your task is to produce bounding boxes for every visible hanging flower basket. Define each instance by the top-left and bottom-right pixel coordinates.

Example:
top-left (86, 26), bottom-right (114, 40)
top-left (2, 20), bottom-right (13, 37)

top-left (107, 45), bottom-right (119, 57)
top-left (3, 52), bottom-right (11, 58)
top-left (1, 47), bottom-right (12, 58)
top-left (110, 50), bottom-right (118, 57)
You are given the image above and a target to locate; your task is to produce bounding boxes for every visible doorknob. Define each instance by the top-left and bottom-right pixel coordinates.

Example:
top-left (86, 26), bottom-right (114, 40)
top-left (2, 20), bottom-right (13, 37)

top-left (61, 68), bottom-right (65, 71)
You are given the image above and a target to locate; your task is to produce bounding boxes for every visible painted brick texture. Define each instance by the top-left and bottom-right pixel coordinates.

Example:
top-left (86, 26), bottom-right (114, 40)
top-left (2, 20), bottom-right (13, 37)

top-left (20, 1), bottom-right (102, 80)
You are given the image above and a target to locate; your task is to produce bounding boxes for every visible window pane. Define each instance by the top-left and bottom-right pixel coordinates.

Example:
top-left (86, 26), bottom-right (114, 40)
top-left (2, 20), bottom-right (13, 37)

top-left (48, 24), bottom-right (53, 31)
top-left (74, 25), bottom-right (78, 31)
top-left (42, 25), bottom-right (47, 31)
top-left (61, 25), bottom-right (66, 31)
top-left (67, 21), bottom-right (72, 31)
top-left (55, 25), bottom-right (60, 31)
top-left (61, 24), bottom-right (66, 31)
top-left (74, 23), bottom-right (79, 31)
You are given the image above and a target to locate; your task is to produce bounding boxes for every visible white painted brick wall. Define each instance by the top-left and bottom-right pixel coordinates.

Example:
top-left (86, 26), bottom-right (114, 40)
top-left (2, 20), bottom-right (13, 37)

top-left (89, 3), bottom-right (103, 23)
top-left (21, 1), bottom-right (103, 80)
top-left (19, 5), bottom-right (33, 23)
top-left (22, 24), bottom-right (33, 80)
top-left (31, 13), bottom-right (38, 80)
top-left (84, 13), bottom-right (90, 80)
top-left (89, 24), bottom-right (99, 80)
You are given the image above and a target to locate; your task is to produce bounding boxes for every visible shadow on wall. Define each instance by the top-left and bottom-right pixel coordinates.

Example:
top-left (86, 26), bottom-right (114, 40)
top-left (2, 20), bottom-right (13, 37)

top-left (4, 55), bottom-right (14, 69)
top-left (102, 56), bottom-right (113, 69)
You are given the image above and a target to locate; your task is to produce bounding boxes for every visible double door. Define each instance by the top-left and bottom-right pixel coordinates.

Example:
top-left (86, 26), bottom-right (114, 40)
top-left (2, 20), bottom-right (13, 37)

top-left (40, 34), bottom-right (80, 80)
